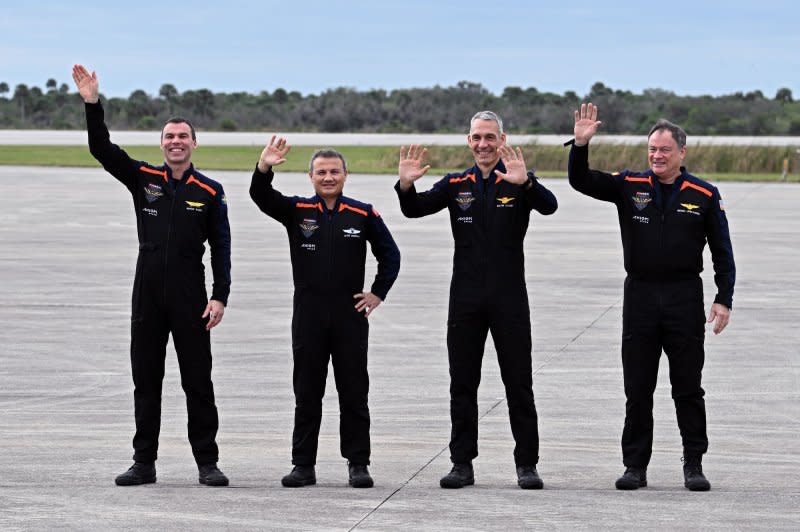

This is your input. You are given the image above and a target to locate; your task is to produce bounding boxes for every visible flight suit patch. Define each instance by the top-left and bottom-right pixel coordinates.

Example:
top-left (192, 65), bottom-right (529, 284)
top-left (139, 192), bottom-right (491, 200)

top-left (144, 183), bottom-right (163, 203)
top-left (677, 203), bottom-right (702, 216)
top-left (496, 196), bottom-right (515, 208)
top-left (632, 191), bottom-right (652, 211)
top-left (300, 218), bottom-right (319, 238)
top-left (456, 191), bottom-right (474, 211)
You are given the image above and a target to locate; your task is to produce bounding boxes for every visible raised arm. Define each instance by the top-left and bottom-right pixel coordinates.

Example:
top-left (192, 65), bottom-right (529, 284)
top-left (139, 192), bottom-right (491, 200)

top-left (72, 64), bottom-right (139, 190)
top-left (568, 103), bottom-right (620, 203)
top-left (250, 135), bottom-right (295, 225)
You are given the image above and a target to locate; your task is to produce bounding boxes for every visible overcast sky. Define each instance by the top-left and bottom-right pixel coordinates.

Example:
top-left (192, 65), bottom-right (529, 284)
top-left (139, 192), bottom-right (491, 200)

top-left (3, 0), bottom-right (797, 99)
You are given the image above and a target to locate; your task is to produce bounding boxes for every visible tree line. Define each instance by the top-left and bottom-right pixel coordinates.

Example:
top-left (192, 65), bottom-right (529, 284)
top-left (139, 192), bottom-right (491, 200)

top-left (1, 79), bottom-right (798, 136)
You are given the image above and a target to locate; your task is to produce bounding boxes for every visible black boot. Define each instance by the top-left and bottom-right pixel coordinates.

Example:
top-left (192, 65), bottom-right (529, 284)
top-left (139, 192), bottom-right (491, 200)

top-left (516, 465), bottom-right (544, 489)
top-left (440, 462), bottom-right (474, 489)
top-left (615, 467), bottom-right (647, 490)
top-left (198, 463), bottom-right (229, 486)
top-left (281, 465), bottom-right (316, 487)
top-left (683, 457), bottom-right (711, 491)
top-left (348, 462), bottom-right (374, 488)
top-left (115, 462), bottom-right (156, 486)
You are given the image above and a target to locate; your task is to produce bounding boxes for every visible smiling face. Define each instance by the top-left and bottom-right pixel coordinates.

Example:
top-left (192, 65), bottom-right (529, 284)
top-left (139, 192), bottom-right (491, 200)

top-left (309, 156), bottom-right (347, 202)
top-left (648, 129), bottom-right (686, 182)
top-left (468, 119), bottom-right (506, 173)
top-left (161, 122), bottom-right (196, 167)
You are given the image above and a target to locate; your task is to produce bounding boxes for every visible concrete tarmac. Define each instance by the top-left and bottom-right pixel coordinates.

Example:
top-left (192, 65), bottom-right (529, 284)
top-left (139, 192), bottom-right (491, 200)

top-left (0, 165), bottom-right (798, 530)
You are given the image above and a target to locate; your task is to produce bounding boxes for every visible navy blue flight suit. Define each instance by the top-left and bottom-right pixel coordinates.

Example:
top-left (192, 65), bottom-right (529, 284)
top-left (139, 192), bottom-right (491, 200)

top-left (83, 102), bottom-right (231, 465)
top-left (568, 142), bottom-right (735, 467)
top-left (395, 162), bottom-right (557, 466)
top-left (250, 166), bottom-right (400, 466)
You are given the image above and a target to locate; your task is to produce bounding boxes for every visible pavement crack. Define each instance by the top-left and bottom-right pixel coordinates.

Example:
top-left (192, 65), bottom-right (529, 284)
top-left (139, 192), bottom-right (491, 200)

top-left (350, 398), bottom-right (505, 530)
top-left (534, 299), bottom-right (621, 375)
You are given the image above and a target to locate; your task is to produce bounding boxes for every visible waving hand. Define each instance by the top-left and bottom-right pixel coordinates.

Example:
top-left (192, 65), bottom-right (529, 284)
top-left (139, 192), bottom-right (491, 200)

top-left (72, 64), bottom-right (99, 104)
top-left (398, 145), bottom-right (431, 192)
top-left (258, 135), bottom-right (291, 172)
top-left (573, 102), bottom-right (602, 146)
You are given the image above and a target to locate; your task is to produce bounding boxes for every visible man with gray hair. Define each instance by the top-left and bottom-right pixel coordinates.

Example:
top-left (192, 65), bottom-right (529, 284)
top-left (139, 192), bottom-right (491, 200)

top-left (250, 138), bottom-right (400, 488)
top-left (568, 103), bottom-right (735, 491)
top-left (395, 111), bottom-right (557, 489)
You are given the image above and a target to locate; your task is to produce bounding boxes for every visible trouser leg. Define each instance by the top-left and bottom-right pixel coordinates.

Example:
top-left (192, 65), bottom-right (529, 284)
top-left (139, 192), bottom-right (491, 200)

top-left (331, 305), bottom-right (371, 464)
top-left (172, 302), bottom-right (219, 465)
top-left (621, 278), bottom-right (662, 468)
top-left (130, 305), bottom-right (169, 463)
top-left (446, 305), bottom-right (489, 464)
top-left (488, 296), bottom-right (539, 466)
top-left (663, 278), bottom-right (708, 458)
top-left (290, 296), bottom-right (330, 466)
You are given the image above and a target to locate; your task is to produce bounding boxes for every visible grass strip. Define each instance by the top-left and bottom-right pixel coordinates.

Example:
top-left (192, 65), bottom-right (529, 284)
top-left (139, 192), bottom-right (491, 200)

top-left (0, 145), bottom-right (796, 182)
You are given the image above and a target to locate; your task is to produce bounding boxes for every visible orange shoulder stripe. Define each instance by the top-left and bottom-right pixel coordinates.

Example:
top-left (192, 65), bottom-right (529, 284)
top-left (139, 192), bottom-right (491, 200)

top-left (449, 173), bottom-right (477, 184)
top-left (339, 203), bottom-right (368, 217)
top-left (624, 176), bottom-right (653, 186)
top-left (186, 175), bottom-right (217, 196)
top-left (140, 165), bottom-right (167, 182)
top-left (296, 202), bottom-right (323, 212)
top-left (680, 181), bottom-right (713, 197)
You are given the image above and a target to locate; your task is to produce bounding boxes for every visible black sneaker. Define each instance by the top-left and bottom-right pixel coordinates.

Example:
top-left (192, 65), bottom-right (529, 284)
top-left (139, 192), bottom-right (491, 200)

top-left (281, 465), bottom-right (316, 487)
top-left (115, 462), bottom-right (156, 486)
top-left (683, 459), bottom-right (711, 491)
top-left (440, 462), bottom-right (474, 489)
top-left (348, 462), bottom-right (374, 488)
top-left (198, 464), bottom-right (229, 487)
top-left (615, 467), bottom-right (647, 490)
top-left (516, 465), bottom-right (544, 490)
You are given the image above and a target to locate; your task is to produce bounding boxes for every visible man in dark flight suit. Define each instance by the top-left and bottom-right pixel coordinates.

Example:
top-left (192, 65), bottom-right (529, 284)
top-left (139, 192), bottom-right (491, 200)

top-left (72, 64), bottom-right (231, 487)
top-left (250, 137), bottom-right (400, 488)
top-left (395, 111), bottom-right (557, 489)
top-left (568, 103), bottom-right (735, 491)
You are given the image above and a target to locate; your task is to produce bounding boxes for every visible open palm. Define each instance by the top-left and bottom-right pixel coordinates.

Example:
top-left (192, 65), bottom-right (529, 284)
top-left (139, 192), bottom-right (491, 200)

top-left (259, 135), bottom-right (291, 170)
top-left (573, 102), bottom-right (602, 145)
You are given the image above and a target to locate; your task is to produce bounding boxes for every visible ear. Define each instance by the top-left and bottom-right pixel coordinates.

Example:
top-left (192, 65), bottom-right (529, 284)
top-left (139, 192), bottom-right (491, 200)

top-left (500, 133), bottom-right (507, 146)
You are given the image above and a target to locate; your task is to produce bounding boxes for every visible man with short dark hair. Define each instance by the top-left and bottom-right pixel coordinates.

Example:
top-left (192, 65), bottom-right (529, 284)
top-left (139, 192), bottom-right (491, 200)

top-left (568, 102), bottom-right (735, 491)
top-left (72, 64), bottom-right (231, 487)
top-left (250, 137), bottom-right (400, 488)
top-left (395, 111), bottom-right (557, 489)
